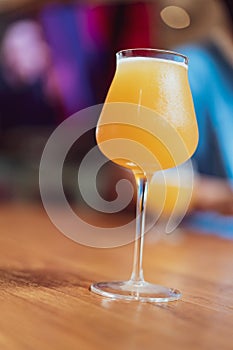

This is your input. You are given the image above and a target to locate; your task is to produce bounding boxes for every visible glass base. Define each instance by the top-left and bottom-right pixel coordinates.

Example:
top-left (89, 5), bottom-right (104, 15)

top-left (90, 280), bottom-right (181, 302)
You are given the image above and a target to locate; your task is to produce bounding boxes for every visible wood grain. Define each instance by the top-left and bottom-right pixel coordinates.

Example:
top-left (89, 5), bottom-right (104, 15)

top-left (0, 203), bottom-right (233, 350)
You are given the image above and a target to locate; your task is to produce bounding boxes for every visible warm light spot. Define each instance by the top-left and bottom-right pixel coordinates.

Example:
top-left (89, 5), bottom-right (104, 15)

top-left (160, 5), bottom-right (191, 29)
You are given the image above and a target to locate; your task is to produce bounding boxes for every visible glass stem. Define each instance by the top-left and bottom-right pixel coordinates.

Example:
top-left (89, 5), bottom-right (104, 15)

top-left (130, 173), bottom-right (148, 284)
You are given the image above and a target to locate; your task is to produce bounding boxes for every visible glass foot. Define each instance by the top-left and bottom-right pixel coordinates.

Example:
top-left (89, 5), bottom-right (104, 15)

top-left (90, 280), bottom-right (181, 302)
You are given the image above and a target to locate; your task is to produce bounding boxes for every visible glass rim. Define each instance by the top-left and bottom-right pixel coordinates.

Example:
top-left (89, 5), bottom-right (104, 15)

top-left (116, 48), bottom-right (188, 65)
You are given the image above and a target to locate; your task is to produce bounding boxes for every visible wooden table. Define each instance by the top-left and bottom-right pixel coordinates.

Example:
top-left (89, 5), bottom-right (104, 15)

top-left (0, 203), bottom-right (233, 350)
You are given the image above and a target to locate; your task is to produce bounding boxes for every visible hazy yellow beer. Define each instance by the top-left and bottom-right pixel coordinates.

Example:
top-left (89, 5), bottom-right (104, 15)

top-left (91, 49), bottom-right (198, 302)
top-left (96, 56), bottom-right (198, 172)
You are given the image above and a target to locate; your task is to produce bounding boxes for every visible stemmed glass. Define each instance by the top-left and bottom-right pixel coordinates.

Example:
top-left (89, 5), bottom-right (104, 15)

top-left (90, 48), bottom-right (198, 302)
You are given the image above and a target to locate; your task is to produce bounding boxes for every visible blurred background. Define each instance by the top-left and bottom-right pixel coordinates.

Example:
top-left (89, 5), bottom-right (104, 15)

top-left (0, 0), bottom-right (232, 235)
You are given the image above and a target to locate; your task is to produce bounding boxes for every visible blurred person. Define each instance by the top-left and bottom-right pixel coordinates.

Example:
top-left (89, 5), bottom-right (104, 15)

top-left (176, 0), bottom-right (233, 236)
top-left (0, 19), bottom-right (60, 130)
top-left (0, 19), bottom-right (61, 200)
